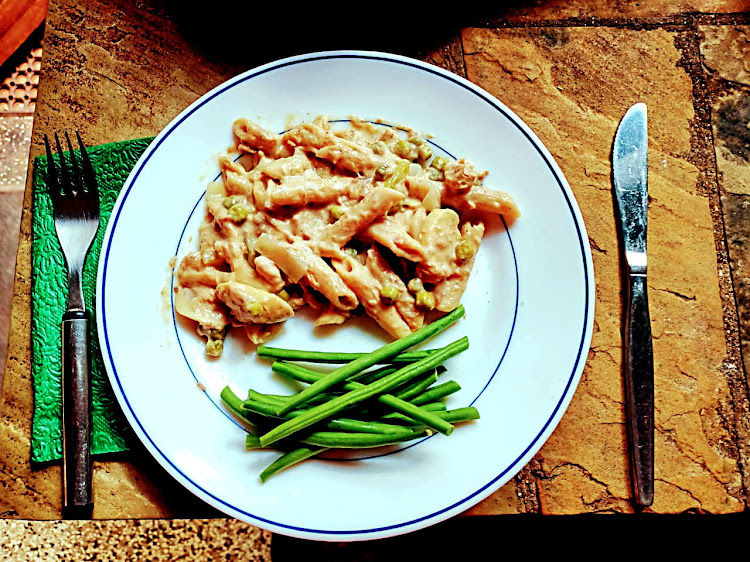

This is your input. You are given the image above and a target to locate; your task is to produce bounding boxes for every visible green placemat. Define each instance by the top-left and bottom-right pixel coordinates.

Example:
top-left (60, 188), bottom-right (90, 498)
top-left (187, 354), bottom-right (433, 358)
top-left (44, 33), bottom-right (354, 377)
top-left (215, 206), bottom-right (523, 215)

top-left (30, 137), bottom-right (155, 463)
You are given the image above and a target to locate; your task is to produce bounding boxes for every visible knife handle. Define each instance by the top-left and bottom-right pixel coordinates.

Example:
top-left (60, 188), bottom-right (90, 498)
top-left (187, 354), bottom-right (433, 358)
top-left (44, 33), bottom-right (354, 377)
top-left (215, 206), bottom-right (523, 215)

top-left (624, 272), bottom-right (654, 507)
top-left (61, 310), bottom-right (94, 519)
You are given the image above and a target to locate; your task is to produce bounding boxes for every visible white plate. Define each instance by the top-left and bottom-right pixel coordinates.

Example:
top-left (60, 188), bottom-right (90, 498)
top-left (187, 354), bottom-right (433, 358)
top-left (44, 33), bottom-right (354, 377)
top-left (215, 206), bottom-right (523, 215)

top-left (96, 51), bottom-right (594, 541)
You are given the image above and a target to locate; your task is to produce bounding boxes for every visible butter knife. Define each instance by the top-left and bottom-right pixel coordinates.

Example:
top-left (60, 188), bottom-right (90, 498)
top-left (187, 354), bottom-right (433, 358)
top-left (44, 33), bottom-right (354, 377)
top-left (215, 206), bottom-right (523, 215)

top-left (612, 103), bottom-right (654, 507)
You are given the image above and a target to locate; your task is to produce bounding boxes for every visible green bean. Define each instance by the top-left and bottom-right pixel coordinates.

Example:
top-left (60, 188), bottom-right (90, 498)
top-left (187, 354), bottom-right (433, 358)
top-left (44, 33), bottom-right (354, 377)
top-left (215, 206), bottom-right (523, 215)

top-left (248, 427), bottom-right (431, 449)
top-left (246, 389), bottom-right (336, 408)
top-left (272, 360), bottom-right (456, 437)
top-left (397, 407), bottom-right (480, 427)
top-left (246, 389), bottom-right (287, 406)
top-left (259, 446), bottom-right (328, 483)
top-left (222, 386), bottom-right (245, 413)
top-left (440, 407), bottom-right (480, 424)
top-left (279, 364), bottom-right (439, 397)
top-left (274, 362), bottom-right (445, 418)
top-left (221, 386), bottom-right (261, 430)
top-left (380, 402), bottom-right (447, 424)
top-left (410, 380), bottom-right (462, 405)
top-left (242, 398), bottom-right (412, 435)
top-left (392, 371), bottom-right (439, 401)
top-left (258, 342), bottom-right (441, 364)
top-left (244, 434), bottom-right (266, 449)
top-left (349, 365), bottom-right (399, 385)
top-left (259, 337), bottom-right (469, 447)
top-left (273, 305), bottom-right (465, 416)
top-left (353, 370), bottom-right (440, 418)
top-left (256, 348), bottom-right (438, 368)
top-left (311, 428), bottom-right (430, 448)
top-left (327, 418), bottom-right (416, 435)
top-left (384, 160), bottom-right (410, 187)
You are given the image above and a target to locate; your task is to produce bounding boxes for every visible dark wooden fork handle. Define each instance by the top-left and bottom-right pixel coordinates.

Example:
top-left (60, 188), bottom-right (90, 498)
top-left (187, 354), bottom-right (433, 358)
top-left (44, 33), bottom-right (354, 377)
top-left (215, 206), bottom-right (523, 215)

top-left (61, 309), bottom-right (93, 519)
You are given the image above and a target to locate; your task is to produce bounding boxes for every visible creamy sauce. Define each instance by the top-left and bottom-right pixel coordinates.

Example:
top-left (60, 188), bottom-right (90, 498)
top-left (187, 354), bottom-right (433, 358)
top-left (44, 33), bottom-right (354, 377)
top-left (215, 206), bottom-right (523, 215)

top-left (174, 115), bottom-right (520, 355)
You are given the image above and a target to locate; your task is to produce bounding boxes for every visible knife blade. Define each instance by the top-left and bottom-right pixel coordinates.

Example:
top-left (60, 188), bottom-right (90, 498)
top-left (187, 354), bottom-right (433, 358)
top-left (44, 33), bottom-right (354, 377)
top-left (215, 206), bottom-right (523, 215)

top-left (612, 103), bottom-right (654, 508)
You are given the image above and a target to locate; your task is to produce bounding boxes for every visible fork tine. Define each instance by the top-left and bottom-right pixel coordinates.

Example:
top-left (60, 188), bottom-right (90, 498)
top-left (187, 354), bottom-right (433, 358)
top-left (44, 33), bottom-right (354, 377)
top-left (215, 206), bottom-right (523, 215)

top-left (43, 134), bottom-right (61, 200)
top-left (75, 130), bottom-right (98, 197)
top-left (54, 132), bottom-right (70, 196)
top-left (64, 131), bottom-right (84, 194)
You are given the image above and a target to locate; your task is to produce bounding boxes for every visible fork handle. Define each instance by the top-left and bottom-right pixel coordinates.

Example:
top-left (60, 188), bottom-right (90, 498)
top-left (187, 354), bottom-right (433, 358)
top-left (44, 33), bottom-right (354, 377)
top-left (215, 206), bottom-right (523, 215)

top-left (61, 310), bottom-right (94, 519)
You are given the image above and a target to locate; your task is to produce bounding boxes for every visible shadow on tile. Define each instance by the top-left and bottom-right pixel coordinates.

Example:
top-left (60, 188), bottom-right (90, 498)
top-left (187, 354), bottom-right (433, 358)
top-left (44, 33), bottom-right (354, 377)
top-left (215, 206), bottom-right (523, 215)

top-left (270, 511), bottom-right (749, 559)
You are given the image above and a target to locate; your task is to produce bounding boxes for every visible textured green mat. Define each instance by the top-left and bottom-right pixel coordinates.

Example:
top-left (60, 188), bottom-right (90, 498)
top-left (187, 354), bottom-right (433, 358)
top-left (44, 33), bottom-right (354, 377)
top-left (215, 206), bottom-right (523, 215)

top-left (30, 137), bottom-right (154, 463)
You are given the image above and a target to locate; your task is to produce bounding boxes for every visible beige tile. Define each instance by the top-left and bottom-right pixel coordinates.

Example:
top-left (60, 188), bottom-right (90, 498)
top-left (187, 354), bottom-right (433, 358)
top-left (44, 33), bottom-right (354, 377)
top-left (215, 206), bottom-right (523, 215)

top-left (0, 189), bottom-right (24, 375)
top-left (462, 25), bottom-right (744, 514)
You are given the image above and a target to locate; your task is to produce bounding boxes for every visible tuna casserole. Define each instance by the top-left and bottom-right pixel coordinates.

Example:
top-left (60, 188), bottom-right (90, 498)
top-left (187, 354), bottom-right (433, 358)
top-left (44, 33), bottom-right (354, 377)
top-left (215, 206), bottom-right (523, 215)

top-left (173, 115), bottom-right (520, 357)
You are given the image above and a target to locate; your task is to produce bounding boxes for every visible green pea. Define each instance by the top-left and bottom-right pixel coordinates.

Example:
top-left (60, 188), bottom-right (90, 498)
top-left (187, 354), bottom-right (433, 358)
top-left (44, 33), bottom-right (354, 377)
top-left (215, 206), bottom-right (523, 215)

top-left (455, 240), bottom-right (475, 261)
top-left (227, 204), bottom-right (249, 222)
top-left (417, 144), bottom-right (432, 160)
top-left (205, 338), bottom-right (224, 357)
top-left (430, 156), bottom-right (448, 171)
top-left (372, 141), bottom-right (387, 155)
top-left (380, 283), bottom-right (401, 304)
top-left (247, 302), bottom-right (264, 317)
top-left (209, 328), bottom-right (226, 341)
top-left (427, 168), bottom-right (443, 181)
top-left (329, 205), bottom-right (345, 220)
top-left (223, 195), bottom-right (242, 208)
top-left (394, 140), bottom-right (414, 160)
top-left (415, 290), bottom-right (436, 310)
top-left (407, 278), bottom-right (424, 294)
top-left (376, 163), bottom-right (394, 180)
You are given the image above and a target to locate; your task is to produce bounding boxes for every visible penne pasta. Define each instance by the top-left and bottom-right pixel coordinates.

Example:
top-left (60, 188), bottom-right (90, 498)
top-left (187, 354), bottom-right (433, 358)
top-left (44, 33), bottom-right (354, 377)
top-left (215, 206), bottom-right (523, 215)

top-left (215, 281), bottom-right (294, 325)
top-left (332, 255), bottom-right (412, 339)
top-left (174, 115), bottom-right (519, 356)
top-left (323, 186), bottom-right (405, 246)
top-left (365, 245), bottom-right (424, 331)
top-left (433, 221), bottom-right (486, 312)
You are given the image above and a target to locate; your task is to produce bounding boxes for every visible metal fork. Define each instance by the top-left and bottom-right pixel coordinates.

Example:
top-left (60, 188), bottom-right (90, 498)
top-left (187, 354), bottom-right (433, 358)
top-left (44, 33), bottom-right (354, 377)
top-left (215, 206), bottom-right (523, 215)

top-left (43, 131), bottom-right (100, 519)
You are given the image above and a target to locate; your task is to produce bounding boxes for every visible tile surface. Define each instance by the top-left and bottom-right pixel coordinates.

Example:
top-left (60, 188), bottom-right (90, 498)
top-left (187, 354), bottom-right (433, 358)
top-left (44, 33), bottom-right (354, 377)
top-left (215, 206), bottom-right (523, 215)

top-left (492, 0), bottom-right (750, 21)
top-left (702, 25), bottom-right (750, 460)
top-left (1, 6), bottom-right (750, 559)
top-left (462, 24), bottom-right (745, 514)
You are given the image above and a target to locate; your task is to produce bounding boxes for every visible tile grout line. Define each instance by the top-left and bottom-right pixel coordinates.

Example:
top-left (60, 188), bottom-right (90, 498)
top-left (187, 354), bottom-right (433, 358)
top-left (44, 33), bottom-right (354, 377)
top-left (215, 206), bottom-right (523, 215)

top-left (674, 18), bottom-right (750, 506)
top-left (473, 12), bottom-right (750, 30)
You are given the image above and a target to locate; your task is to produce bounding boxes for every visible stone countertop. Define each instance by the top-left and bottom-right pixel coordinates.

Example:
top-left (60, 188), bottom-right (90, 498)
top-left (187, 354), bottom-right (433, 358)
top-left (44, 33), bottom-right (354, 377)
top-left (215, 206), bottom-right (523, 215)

top-left (1, 0), bottom-right (749, 522)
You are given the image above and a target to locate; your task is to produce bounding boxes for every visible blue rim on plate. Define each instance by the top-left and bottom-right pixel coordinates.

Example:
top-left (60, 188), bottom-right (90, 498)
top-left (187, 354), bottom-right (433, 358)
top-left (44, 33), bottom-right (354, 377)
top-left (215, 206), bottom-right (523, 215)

top-left (97, 50), bottom-right (594, 539)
